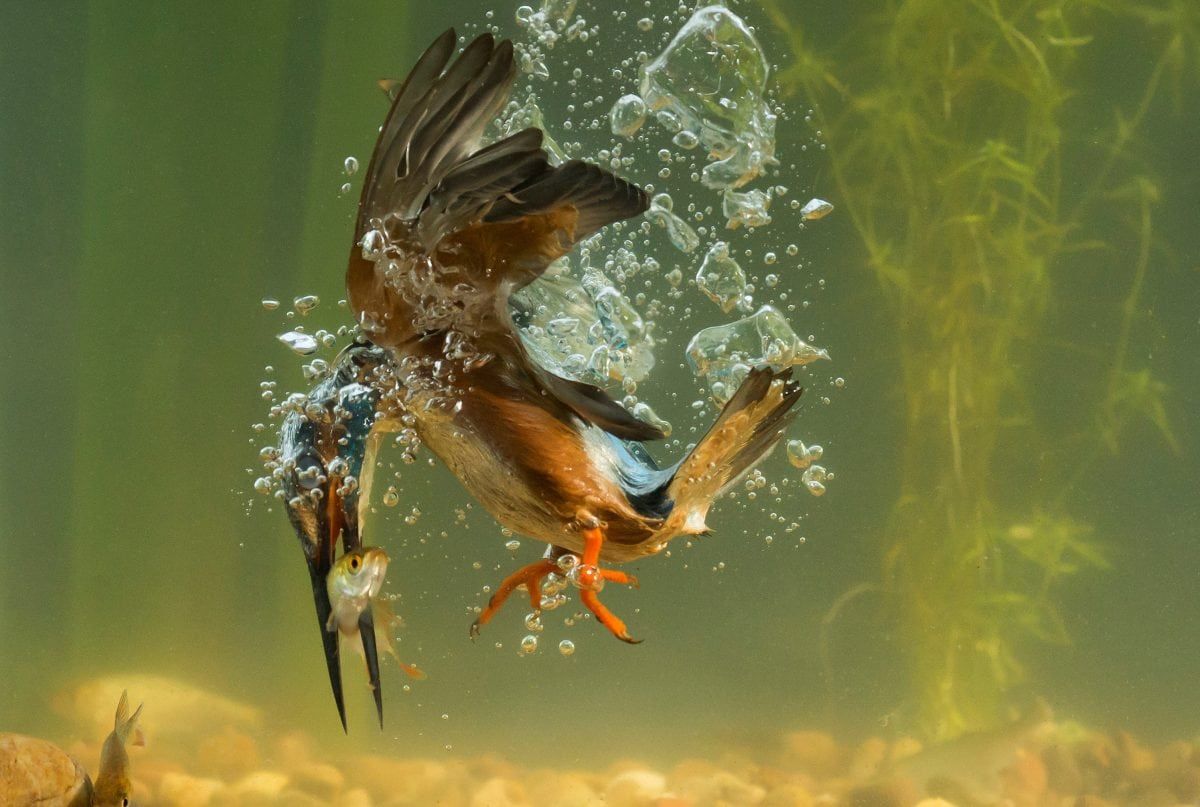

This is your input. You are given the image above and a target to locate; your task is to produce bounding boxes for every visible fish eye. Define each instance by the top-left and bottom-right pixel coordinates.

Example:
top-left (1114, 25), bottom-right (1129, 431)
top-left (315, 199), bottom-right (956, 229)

top-left (349, 556), bottom-right (361, 571)
top-left (122, 799), bottom-right (129, 807)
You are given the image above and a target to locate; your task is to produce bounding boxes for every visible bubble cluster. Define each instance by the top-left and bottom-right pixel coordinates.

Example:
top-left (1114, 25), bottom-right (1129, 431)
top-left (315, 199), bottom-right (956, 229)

top-left (786, 440), bottom-right (823, 470)
top-left (802, 465), bottom-right (831, 497)
top-left (687, 306), bottom-right (830, 405)
top-left (695, 241), bottom-right (750, 313)
top-left (640, 6), bottom-right (777, 189)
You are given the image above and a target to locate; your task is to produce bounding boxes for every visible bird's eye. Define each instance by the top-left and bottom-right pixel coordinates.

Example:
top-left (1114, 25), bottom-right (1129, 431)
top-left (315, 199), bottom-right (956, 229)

top-left (122, 799), bottom-right (129, 807)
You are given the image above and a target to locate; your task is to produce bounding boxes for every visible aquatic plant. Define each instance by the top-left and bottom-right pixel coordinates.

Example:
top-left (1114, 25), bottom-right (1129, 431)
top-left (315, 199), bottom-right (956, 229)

top-left (764, 0), bottom-right (1191, 739)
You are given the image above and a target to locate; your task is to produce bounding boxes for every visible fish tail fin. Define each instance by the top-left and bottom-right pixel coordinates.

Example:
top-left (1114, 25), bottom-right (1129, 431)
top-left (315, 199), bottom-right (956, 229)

top-left (401, 663), bottom-right (429, 681)
top-left (112, 690), bottom-right (143, 744)
top-left (372, 598), bottom-right (425, 680)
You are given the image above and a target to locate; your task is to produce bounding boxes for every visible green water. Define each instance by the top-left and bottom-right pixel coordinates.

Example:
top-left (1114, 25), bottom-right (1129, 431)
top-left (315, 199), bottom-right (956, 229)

top-left (1, 0), bottom-right (1198, 795)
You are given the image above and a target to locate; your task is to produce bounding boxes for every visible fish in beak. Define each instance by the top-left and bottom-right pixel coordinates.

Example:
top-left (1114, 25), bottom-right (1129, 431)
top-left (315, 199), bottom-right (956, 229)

top-left (326, 547), bottom-right (421, 729)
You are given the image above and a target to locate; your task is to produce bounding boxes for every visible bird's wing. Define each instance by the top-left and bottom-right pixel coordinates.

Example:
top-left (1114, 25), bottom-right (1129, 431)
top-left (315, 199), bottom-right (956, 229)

top-left (352, 28), bottom-right (648, 284)
top-left (530, 365), bottom-right (667, 441)
top-left (349, 30), bottom-right (659, 441)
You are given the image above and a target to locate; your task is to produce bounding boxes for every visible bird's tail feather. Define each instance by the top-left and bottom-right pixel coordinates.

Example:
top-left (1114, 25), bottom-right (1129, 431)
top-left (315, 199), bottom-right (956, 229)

top-left (664, 368), bottom-right (803, 530)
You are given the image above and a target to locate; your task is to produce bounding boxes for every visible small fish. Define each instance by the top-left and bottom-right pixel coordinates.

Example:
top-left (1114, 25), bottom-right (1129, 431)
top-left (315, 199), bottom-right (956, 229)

top-left (91, 690), bottom-right (144, 807)
top-left (326, 547), bottom-right (425, 680)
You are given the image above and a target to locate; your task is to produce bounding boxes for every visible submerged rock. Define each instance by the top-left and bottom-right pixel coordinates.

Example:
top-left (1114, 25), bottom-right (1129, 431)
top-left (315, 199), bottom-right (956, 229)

top-left (604, 768), bottom-right (668, 806)
top-left (0, 734), bottom-right (90, 807)
top-left (196, 726), bottom-right (259, 781)
top-left (228, 769), bottom-right (290, 804)
top-left (335, 789), bottom-right (374, 807)
top-left (780, 730), bottom-right (844, 778)
top-left (470, 776), bottom-right (527, 807)
top-left (157, 770), bottom-right (227, 806)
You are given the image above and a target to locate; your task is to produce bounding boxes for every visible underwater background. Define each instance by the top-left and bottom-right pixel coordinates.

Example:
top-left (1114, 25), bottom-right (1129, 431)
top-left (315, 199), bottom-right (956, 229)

top-left (1, 0), bottom-right (1198, 804)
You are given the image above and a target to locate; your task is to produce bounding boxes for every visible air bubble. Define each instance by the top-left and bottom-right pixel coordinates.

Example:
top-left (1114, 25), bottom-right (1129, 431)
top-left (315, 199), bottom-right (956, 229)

top-left (799, 198), bottom-right (834, 221)
top-left (802, 464), bottom-right (829, 496)
top-left (609, 94), bottom-right (648, 137)
top-left (695, 241), bottom-right (749, 313)
top-left (293, 295), bottom-right (320, 315)
top-left (277, 331), bottom-right (318, 355)
top-left (786, 440), bottom-right (823, 470)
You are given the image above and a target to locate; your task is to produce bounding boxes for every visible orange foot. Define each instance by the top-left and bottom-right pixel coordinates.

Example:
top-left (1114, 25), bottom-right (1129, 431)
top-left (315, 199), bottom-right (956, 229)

top-left (571, 526), bottom-right (642, 644)
top-left (470, 528), bottom-right (642, 643)
top-left (470, 557), bottom-right (558, 639)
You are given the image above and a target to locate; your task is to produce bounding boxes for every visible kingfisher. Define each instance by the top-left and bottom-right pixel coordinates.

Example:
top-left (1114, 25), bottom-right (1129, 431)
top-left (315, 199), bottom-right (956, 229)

top-left (278, 29), bottom-right (803, 730)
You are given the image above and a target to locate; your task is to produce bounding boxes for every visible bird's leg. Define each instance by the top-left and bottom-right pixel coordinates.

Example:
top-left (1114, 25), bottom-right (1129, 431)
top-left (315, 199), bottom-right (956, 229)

top-left (470, 557), bottom-right (559, 638)
top-left (570, 526), bottom-right (642, 644)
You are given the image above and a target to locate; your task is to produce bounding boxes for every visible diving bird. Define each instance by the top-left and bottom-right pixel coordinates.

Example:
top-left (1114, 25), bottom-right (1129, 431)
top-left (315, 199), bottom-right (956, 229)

top-left (279, 29), bottom-right (803, 728)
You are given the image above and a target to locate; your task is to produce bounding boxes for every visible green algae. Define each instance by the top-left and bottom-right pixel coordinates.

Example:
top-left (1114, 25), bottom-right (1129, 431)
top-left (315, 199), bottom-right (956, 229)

top-left (765, 0), bottom-right (1192, 740)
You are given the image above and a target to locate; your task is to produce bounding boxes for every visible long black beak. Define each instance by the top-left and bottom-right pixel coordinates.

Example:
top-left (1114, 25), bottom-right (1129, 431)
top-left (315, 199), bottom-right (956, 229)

top-left (358, 605), bottom-right (384, 728)
top-left (309, 564), bottom-right (347, 732)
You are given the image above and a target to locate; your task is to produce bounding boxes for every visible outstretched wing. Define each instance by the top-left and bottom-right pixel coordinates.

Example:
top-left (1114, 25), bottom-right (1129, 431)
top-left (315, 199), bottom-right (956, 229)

top-left (347, 30), bottom-right (659, 441)
top-left (351, 29), bottom-right (648, 285)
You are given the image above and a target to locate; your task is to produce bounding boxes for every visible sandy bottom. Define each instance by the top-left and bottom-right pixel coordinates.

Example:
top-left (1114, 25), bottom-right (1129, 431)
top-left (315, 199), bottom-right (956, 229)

top-left (49, 718), bottom-right (1198, 807)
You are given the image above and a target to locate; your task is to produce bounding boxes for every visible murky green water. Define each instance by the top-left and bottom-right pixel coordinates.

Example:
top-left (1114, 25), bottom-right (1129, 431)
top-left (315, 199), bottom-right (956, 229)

top-left (2, 1), bottom-right (1197, 804)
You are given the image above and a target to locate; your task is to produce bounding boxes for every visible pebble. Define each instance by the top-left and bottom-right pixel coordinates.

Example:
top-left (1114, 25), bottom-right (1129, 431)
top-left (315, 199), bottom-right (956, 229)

top-left (672, 762), bottom-right (765, 805)
top-left (33, 680), bottom-right (1200, 807)
top-left (604, 768), bottom-right (668, 806)
top-left (523, 771), bottom-right (601, 806)
top-left (157, 771), bottom-right (226, 806)
top-left (470, 776), bottom-right (527, 807)
top-left (779, 730), bottom-right (844, 777)
top-left (334, 789), bottom-right (373, 807)
top-left (761, 783), bottom-right (816, 807)
top-left (275, 791), bottom-right (325, 807)
top-left (848, 736), bottom-right (889, 779)
top-left (228, 770), bottom-right (289, 804)
top-left (196, 726), bottom-right (260, 781)
top-left (288, 762), bottom-right (345, 800)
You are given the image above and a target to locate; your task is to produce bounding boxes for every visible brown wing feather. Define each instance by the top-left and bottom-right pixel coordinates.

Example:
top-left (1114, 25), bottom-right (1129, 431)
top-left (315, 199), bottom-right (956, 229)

top-left (348, 31), bottom-right (654, 440)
